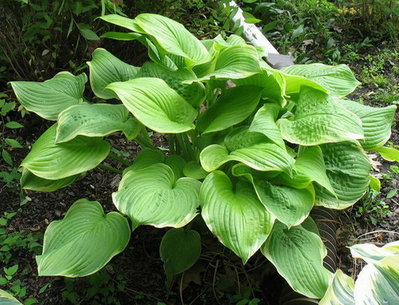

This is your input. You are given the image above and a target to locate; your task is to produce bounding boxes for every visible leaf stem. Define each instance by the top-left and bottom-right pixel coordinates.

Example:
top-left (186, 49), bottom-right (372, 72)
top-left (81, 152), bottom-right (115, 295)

top-left (98, 164), bottom-right (123, 174)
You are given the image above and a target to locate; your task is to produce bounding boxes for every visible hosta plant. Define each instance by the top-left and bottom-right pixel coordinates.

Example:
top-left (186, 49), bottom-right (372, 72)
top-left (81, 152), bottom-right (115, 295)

top-left (10, 13), bottom-right (398, 300)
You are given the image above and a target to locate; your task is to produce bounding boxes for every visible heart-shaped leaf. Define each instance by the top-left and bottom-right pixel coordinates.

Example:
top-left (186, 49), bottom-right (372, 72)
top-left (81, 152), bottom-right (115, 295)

top-left (21, 124), bottom-right (110, 180)
top-left (113, 163), bottom-right (201, 229)
top-left (56, 103), bottom-right (141, 143)
top-left (315, 142), bottom-right (371, 209)
top-left (36, 199), bottom-right (130, 277)
top-left (197, 86), bottom-right (262, 134)
top-left (341, 100), bottom-right (397, 150)
top-left (108, 78), bottom-right (197, 133)
top-left (10, 72), bottom-right (87, 120)
top-left (201, 171), bottom-right (274, 263)
top-left (261, 220), bottom-right (332, 298)
top-left (279, 86), bottom-right (364, 145)
top-left (282, 63), bottom-right (360, 96)
top-left (160, 228), bottom-right (201, 285)
top-left (87, 48), bottom-right (140, 99)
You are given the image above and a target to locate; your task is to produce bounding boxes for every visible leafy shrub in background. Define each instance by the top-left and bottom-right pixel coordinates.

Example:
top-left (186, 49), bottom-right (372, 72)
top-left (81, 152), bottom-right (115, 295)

top-left (9, 13), bottom-right (398, 302)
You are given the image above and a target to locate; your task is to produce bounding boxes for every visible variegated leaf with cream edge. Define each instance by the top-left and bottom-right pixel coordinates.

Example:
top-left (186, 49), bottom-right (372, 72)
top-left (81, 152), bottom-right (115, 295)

top-left (36, 199), bottom-right (130, 277)
top-left (113, 163), bottom-right (201, 229)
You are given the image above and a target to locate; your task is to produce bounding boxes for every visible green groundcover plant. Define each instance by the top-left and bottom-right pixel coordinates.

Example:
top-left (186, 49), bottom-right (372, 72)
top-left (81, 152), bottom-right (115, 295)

top-left (9, 13), bottom-right (399, 301)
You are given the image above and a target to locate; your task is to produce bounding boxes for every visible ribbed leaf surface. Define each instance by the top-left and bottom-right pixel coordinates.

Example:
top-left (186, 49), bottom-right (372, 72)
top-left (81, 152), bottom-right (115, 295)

top-left (0, 290), bottom-right (22, 305)
top-left (201, 171), bottom-right (274, 263)
top-left (341, 100), bottom-right (397, 150)
top-left (56, 103), bottom-right (141, 143)
top-left (282, 63), bottom-right (360, 96)
top-left (87, 48), bottom-right (139, 99)
top-left (37, 199), bottom-right (130, 277)
top-left (279, 87), bottom-right (364, 145)
top-left (261, 221), bottom-right (332, 298)
top-left (113, 163), bottom-right (201, 228)
top-left (21, 124), bottom-right (110, 180)
top-left (316, 142), bottom-right (371, 209)
top-left (319, 270), bottom-right (355, 305)
top-left (108, 78), bottom-right (197, 133)
top-left (10, 72), bottom-right (86, 120)
top-left (197, 86), bottom-right (262, 134)
top-left (20, 169), bottom-right (79, 192)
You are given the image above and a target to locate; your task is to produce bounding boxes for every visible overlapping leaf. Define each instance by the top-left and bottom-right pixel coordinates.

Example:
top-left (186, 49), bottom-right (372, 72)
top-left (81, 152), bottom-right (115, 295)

top-left (10, 72), bottom-right (87, 120)
top-left (21, 124), bottom-right (110, 180)
top-left (282, 63), bottom-right (360, 96)
top-left (36, 199), bottom-right (130, 277)
top-left (56, 103), bottom-right (141, 143)
top-left (340, 100), bottom-right (397, 150)
top-left (87, 48), bottom-right (140, 99)
top-left (201, 171), bottom-right (274, 263)
top-left (261, 220), bottom-right (332, 298)
top-left (315, 142), bottom-right (371, 209)
top-left (279, 86), bottom-right (364, 145)
top-left (319, 270), bottom-right (355, 305)
top-left (196, 86), bottom-right (262, 134)
top-left (20, 169), bottom-right (80, 192)
top-left (108, 78), bottom-right (197, 133)
top-left (113, 163), bottom-right (201, 228)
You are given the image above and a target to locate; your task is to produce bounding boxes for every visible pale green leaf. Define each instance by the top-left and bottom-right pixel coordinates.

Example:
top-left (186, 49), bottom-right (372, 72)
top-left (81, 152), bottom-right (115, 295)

top-left (0, 289), bottom-right (22, 305)
top-left (20, 169), bottom-right (80, 192)
top-left (369, 175), bottom-right (381, 192)
top-left (123, 148), bottom-right (165, 174)
top-left (87, 48), bottom-right (140, 99)
top-left (107, 78), bottom-right (197, 133)
top-left (279, 86), bottom-right (364, 145)
top-left (282, 63), bottom-right (360, 96)
top-left (197, 86), bottom-right (262, 134)
top-left (113, 163), bottom-right (201, 229)
top-left (137, 62), bottom-right (205, 107)
top-left (100, 14), bottom-right (139, 31)
top-left (261, 221), bottom-right (332, 298)
top-left (133, 14), bottom-right (210, 66)
top-left (249, 104), bottom-right (285, 148)
top-left (36, 199), bottom-right (130, 277)
top-left (10, 72), bottom-right (87, 120)
top-left (341, 100), bottom-right (397, 150)
top-left (56, 103), bottom-right (141, 143)
top-left (101, 31), bottom-right (140, 41)
top-left (21, 124), bottom-right (110, 180)
top-left (319, 270), bottom-right (355, 305)
top-left (183, 161), bottom-right (208, 180)
top-left (160, 228), bottom-right (201, 283)
top-left (200, 143), bottom-right (294, 174)
top-left (315, 142), bottom-right (371, 209)
top-left (201, 171), bottom-right (274, 263)
top-left (374, 146), bottom-right (399, 162)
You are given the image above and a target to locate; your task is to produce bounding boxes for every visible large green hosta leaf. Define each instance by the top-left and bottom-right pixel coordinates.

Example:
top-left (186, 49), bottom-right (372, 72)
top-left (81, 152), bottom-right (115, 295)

top-left (340, 100), bottom-right (397, 150)
top-left (315, 142), bottom-right (371, 209)
top-left (201, 171), bottom-right (274, 263)
top-left (319, 270), bottom-right (355, 305)
top-left (261, 220), bottom-right (332, 298)
top-left (249, 104), bottom-right (285, 148)
top-left (0, 290), bottom-right (22, 305)
top-left (87, 48), bottom-right (140, 99)
top-left (196, 45), bottom-right (261, 81)
top-left (279, 86), bottom-right (364, 145)
top-left (10, 72), bottom-right (87, 120)
top-left (21, 124), bottom-right (110, 180)
top-left (282, 63), bottom-right (360, 96)
top-left (56, 103), bottom-right (141, 143)
top-left (137, 62), bottom-right (205, 107)
top-left (36, 199), bottom-right (130, 277)
top-left (20, 169), bottom-right (80, 192)
top-left (200, 143), bottom-right (293, 173)
top-left (108, 78), bottom-right (197, 133)
top-left (196, 86), bottom-right (262, 134)
top-left (133, 14), bottom-right (210, 66)
top-left (113, 163), bottom-right (201, 229)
